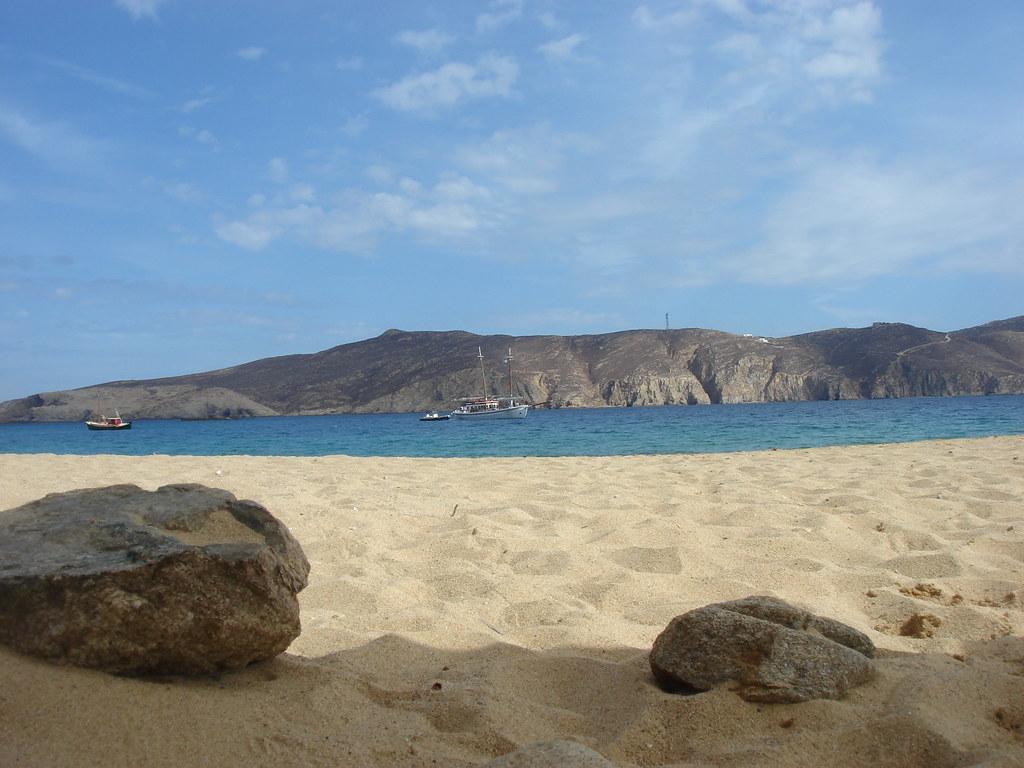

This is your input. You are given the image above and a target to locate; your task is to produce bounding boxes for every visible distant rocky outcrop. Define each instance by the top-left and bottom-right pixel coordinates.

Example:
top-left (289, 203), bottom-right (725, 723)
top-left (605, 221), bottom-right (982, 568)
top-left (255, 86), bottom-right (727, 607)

top-left (0, 484), bottom-right (309, 675)
top-left (650, 596), bottom-right (876, 703)
top-left (1, 316), bottom-right (1022, 421)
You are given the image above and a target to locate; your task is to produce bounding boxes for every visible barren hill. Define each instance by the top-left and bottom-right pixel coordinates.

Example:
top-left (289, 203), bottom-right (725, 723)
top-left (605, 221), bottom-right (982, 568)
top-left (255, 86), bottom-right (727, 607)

top-left (2, 317), bottom-right (1022, 422)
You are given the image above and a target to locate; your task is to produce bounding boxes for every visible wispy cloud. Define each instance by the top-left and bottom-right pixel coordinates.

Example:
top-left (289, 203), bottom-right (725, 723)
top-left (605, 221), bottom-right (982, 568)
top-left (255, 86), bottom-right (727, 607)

top-left (515, 307), bottom-right (622, 333)
top-left (34, 54), bottom-right (151, 98)
top-left (336, 56), bottom-right (364, 72)
top-left (476, 0), bottom-right (523, 34)
top-left (539, 33), bottom-right (586, 62)
top-left (236, 47), bottom-right (267, 61)
top-left (267, 157), bottom-right (289, 183)
top-left (631, 4), bottom-right (699, 30)
top-left (114, 0), bottom-right (166, 20)
top-left (177, 125), bottom-right (218, 147)
top-left (374, 55), bottom-right (517, 113)
top-left (163, 180), bottom-right (205, 203)
top-left (395, 28), bottom-right (455, 55)
top-left (0, 104), bottom-right (108, 172)
top-left (456, 125), bottom-right (591, 195)
top-left (730, 153), bottom-right (1024, 284)
top-left (538, 12), bottom-right (561, 30)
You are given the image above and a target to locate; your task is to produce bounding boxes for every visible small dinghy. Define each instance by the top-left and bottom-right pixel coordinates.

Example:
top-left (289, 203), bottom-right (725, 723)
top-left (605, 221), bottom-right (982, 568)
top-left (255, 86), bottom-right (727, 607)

top-left (420, 412), bottom-right (450, 422)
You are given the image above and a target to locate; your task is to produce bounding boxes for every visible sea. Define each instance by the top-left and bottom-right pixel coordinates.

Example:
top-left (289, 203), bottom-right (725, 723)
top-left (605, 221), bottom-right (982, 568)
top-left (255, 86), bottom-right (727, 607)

top-left (0, 395), bottom-right (1022, 458)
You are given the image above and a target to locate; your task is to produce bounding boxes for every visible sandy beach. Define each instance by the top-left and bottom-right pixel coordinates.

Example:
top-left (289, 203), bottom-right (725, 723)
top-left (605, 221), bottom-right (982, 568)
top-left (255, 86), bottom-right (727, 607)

top-left (1, 436), bottom-right (1022, 767)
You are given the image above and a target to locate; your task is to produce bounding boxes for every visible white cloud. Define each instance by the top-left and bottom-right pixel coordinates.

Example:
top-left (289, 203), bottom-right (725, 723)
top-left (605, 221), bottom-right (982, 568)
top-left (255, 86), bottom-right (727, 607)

top-left (374, 55), bottom-right (517, 113)
top-left (237, 47), bottom-right (267, 62)
top-left (181, 96), bottom-right (213, 113)
top-left (215, 218), bottom-right (279, 250)
top-left (395, 28), bottom-right (455, 55)
top-left (632, 1), bottom-right (886, 109)
top-left (804, 1), bottom-right (883, 93)
top-left (407, 202), bottom-right (480, 238)
top-left (539, 33), bottom-right (586, 62)
top-left (114, 0), bottom-right (165, 20)
top-left (268, 157), bottom-right (289, 183)
top-left (215, 171), bottom-right (499, 253)
top-left (435, 173), bottom-right (490, 200)
top-left (476, 0), bottom-right (523, 33)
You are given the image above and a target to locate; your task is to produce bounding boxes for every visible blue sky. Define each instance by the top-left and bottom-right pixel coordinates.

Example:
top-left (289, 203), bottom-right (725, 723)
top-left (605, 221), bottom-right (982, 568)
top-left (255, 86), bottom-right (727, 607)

top-left (1, 1), bottom-right (1022, 400)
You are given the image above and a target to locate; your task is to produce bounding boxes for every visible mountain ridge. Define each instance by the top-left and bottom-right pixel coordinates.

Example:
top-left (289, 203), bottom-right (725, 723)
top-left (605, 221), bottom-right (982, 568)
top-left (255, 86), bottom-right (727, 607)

top-left (2, 316), bottom-right (1023, 422)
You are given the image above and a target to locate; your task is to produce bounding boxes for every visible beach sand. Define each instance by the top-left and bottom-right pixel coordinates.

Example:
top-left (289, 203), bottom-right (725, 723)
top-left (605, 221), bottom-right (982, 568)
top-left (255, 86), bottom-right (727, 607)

top-left (1, 437), bottom-right (1022, 767)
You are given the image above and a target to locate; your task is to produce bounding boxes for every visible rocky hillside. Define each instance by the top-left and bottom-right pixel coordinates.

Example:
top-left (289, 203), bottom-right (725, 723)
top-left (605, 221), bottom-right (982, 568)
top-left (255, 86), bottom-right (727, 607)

top-left (2, 317), bottom-right (1022, 422)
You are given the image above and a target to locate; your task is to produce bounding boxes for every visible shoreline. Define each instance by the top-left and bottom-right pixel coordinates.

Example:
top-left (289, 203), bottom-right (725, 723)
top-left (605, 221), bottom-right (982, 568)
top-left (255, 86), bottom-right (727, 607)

top-left (2, 436), bottom-right (1022, 766)
top-left (0, 431), bottom-right (1021, 462)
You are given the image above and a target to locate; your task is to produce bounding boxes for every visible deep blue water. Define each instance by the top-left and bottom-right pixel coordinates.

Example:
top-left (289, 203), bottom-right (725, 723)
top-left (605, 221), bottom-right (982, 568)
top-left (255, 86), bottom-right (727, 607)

top-left (1, 395), bottom-right (1022, 457)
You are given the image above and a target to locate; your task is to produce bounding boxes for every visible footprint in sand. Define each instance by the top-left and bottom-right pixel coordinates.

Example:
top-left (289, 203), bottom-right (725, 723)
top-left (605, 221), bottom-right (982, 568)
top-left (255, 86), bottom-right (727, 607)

top-left (507, 549), bottom-right (571, 576)
top-left (608, 546), bottom-right (682, 574)
top-left (886, 553), bottom-right (961, 579)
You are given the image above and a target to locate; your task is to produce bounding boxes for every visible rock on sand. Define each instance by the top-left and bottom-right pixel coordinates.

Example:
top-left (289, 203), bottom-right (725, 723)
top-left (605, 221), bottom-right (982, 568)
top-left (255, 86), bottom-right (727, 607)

top-left (650, 595), bottom-right (876, 703)
top-left (0, 483), bottom-right (309, 675)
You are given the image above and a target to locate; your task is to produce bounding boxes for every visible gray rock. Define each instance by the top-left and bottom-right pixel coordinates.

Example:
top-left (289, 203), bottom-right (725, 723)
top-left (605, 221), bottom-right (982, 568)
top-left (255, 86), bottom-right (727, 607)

top-left (484, 740), bottom-right (615, 767)
top-left (717, 595), bottom-right (875, 658)
top-left (0, 484), bottom-right (309, 675)
top-left (650, 596), bottom-right (875, 703)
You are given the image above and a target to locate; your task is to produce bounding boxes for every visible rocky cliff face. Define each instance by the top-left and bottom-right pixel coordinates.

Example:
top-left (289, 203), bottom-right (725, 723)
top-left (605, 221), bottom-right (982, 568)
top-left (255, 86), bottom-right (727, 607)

top-left (1, 317), bottom-right (1022, 421)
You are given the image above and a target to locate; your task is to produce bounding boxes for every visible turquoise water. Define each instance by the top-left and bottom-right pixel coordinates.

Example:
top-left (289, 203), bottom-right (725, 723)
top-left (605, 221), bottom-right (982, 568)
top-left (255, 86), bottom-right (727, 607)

top-left (1, 395), bottom-right (1021, 457)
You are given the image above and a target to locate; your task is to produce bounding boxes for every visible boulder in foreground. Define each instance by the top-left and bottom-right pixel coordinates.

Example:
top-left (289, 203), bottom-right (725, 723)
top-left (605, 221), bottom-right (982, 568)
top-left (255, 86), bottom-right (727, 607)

top-left (650, 595), bottom-right (876, 703)
top-left (0, 484), bottom-right (309, 675)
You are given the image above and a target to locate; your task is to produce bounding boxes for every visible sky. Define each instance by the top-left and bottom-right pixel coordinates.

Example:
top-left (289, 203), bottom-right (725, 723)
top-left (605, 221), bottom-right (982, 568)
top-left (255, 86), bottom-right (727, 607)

top-left (1, 1), bottom-right (1022, 400)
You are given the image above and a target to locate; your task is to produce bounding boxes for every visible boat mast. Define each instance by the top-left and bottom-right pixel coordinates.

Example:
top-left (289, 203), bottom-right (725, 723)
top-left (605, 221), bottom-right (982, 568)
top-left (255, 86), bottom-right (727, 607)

top-left (504, 347), bottom-right (514, 399)
top-left (477, 346), bottom-right (487, 397)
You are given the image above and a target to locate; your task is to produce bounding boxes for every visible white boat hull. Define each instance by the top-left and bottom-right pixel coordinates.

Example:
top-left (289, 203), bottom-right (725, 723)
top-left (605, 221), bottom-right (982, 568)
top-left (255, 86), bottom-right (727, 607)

top-left (451, 404), bottom-right (529, 419)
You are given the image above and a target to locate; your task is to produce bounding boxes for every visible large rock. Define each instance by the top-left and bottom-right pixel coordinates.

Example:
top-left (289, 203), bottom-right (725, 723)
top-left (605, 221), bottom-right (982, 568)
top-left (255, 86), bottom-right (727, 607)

top-left (0, 484), bottom-right (309, 675)
top-left (484, 740), bottom-right (615, 767)
top-left (650, 596), bottom-right (875, 703)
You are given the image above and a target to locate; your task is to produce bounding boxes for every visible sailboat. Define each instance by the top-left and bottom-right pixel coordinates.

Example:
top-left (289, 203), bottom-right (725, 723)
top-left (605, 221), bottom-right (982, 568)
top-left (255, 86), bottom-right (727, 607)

top-left (450, 347), bottom-right (529, 419)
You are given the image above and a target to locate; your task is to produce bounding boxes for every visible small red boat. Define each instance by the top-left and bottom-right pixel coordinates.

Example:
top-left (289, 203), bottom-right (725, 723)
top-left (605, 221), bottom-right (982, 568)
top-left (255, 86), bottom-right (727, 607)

top-left (85, 411), bottom-right (132, 430)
